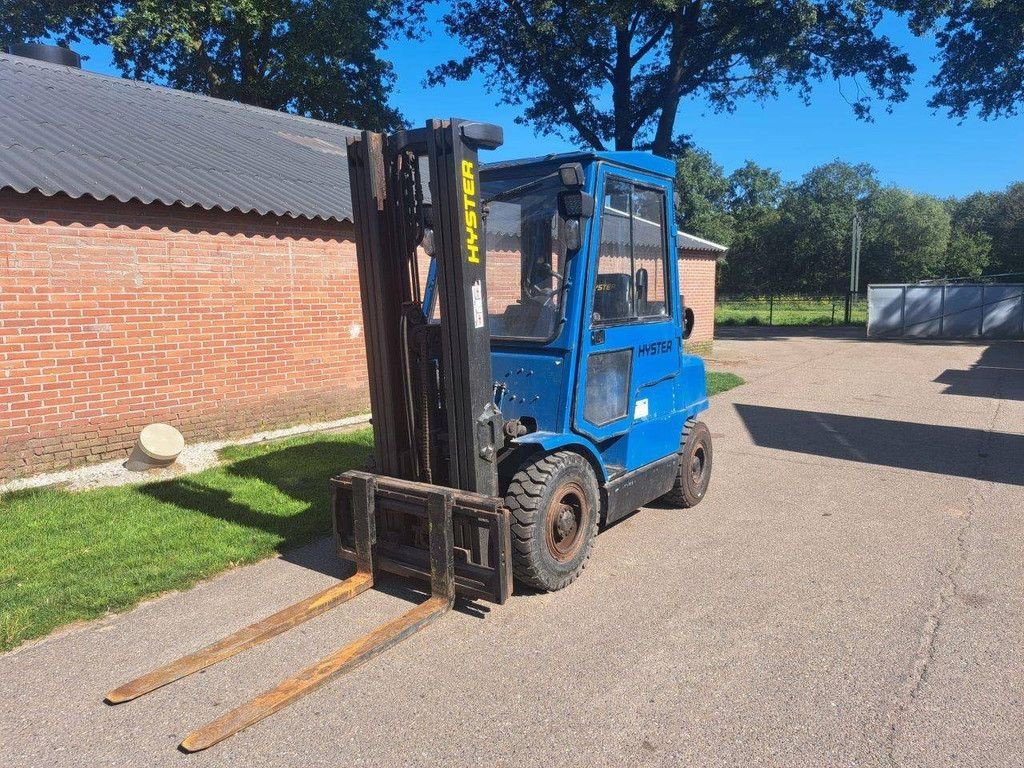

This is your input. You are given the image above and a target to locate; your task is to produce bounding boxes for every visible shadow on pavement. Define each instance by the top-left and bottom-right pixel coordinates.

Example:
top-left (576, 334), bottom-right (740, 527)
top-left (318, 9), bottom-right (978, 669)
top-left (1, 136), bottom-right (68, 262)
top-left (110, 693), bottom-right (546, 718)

top-left (934, 342), bottom-right (1024, 402)
top-left (735, 404), bottom-right (1024, 486)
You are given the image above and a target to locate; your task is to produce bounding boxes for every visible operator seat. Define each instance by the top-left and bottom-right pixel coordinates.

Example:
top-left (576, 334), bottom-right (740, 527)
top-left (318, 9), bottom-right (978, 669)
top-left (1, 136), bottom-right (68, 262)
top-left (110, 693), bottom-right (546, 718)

top-left (592, 273), bottom-right (631, 321)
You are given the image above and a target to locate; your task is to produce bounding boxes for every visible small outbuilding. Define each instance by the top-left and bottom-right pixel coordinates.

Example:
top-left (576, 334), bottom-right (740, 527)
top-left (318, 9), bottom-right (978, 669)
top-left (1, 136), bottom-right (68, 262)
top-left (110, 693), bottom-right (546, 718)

top-left (0, 50), bottom-right (724, 481)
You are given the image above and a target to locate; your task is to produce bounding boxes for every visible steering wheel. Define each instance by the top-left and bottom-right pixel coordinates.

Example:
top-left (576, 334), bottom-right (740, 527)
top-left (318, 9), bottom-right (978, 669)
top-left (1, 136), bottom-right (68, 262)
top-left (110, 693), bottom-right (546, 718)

top-left (522, 263), bottom-right (563, 306)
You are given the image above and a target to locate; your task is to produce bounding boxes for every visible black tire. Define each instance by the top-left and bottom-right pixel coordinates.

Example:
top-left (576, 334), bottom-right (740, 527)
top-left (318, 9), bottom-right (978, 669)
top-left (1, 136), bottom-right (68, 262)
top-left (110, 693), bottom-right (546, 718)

top-left (505, 450), bottom-right (600, 592)
top-left (660, 419), bottom-right (713, 508)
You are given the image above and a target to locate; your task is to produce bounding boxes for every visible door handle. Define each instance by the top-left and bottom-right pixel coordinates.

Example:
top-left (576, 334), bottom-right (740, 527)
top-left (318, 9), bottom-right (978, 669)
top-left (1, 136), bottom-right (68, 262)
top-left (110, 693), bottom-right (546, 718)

top-left (591, 329), bottom-right (605, 344)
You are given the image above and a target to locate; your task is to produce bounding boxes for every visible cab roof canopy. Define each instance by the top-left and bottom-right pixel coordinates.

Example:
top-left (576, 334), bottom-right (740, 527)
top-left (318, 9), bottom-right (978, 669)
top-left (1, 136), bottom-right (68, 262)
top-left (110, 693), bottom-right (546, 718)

top-left (484, 151), bottom-right (675, 180)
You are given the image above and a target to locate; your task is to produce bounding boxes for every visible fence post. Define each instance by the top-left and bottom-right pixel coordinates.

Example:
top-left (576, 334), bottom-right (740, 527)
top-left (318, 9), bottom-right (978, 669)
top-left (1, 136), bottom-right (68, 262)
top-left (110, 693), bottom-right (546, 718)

top-left (831, 301), bottom-right (836, 325)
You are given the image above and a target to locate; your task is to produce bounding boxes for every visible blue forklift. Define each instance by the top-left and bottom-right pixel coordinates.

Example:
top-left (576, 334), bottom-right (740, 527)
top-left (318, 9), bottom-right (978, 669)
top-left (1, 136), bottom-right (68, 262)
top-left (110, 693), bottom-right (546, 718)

top-left (106, 118), bottom-right (712, 750)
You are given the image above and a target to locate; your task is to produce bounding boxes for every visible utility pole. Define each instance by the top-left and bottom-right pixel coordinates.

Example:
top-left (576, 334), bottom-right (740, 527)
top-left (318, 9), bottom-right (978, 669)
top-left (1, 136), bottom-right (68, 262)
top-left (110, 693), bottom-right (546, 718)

top-left (845, 212), bottom-right (862, 324)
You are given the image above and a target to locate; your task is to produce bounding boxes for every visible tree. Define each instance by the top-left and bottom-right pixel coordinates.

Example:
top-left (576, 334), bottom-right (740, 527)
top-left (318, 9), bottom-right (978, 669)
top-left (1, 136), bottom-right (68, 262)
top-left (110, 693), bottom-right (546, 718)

top-left (2, 0), bottom-right (410, 131)
top-left (674, 147), bottom-right (734, 244)
top-left (774, 161), bottom-right (879, 293)
top-left (988, 183), bottom-right (1024, 275)
top-left (860, 187), bottom-right (950, 283)
top-left (943, 191), bottom-right (996, 277)
top-left (0, 1), bottom-right (110, 48)
top-left (944, 230), bottom-right (991, 278)
top-left (890, 0), bottom-right (1024, 119)
top-left (716, 162), bottom-right (786, 292)
top-left (729, 161), bottom-right (785, 211)
top-left (425, 1), bottom-right (915, 157)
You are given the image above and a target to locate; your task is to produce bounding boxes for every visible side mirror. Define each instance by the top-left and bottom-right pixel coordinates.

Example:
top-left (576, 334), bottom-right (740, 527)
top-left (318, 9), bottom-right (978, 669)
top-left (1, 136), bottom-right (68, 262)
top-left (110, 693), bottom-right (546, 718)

top-left (681, 293), bottom-right (695, 339)
top-left (558, 190), bottom-right (595, 219)
top-left (558, 190), bottom-right (595, 251)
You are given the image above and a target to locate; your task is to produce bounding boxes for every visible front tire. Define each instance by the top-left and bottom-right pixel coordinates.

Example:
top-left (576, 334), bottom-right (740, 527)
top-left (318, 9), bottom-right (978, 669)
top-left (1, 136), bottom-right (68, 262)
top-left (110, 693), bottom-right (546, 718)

top-left (660, 419), bottom-right (713, 508)
top-left (505, 451), bottom-right (600, 591)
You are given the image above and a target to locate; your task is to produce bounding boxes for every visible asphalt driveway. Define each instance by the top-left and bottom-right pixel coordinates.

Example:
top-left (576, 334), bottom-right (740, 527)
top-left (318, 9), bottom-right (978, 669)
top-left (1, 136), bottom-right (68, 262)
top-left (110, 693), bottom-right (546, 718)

top-left (2, 329), bottom-right (1022, 767)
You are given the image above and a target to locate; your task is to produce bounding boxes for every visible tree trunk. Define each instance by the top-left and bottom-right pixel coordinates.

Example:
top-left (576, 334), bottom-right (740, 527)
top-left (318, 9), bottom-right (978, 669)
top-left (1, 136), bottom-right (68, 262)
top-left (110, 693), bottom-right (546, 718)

top-left (651, 92), bottom-right (682, 157)
top-left (652, 0), bottom-right (703, 157)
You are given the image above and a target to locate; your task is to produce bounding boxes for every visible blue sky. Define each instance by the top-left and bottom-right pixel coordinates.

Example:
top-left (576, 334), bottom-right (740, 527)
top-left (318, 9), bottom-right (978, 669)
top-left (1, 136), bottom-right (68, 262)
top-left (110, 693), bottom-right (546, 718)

top-left (70, 12), bottom-right (1023, 199)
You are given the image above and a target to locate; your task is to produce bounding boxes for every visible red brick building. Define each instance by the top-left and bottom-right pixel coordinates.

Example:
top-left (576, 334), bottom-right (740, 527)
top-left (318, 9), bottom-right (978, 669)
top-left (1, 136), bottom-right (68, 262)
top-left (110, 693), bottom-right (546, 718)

top-left (0, 52), bottom-right (723, 482)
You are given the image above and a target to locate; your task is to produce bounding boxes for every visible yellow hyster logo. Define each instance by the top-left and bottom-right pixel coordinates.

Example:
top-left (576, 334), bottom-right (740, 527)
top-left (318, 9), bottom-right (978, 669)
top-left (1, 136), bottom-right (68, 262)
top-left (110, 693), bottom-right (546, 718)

top-left (462, 160), bottom-right (480, 264)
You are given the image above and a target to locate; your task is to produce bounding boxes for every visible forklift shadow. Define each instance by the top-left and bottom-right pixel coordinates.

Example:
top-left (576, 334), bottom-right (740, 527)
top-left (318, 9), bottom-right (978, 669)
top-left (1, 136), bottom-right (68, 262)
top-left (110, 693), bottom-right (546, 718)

top-left (735, 404), bottom-right (1024, 486)
top-left (140, 440), bottom-right (491, 619)
top-left (141, 439), bottom-right (367, 555)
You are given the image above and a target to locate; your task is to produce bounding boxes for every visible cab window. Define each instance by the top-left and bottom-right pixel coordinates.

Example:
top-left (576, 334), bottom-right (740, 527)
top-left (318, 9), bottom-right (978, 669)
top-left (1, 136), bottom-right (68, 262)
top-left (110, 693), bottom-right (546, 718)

top-left (592, 177), bottom-right (669, 325)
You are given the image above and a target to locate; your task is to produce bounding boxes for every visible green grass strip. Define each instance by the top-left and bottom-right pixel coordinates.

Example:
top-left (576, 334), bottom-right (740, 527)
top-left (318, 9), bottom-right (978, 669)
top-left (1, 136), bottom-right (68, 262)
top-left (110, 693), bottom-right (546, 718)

top-left (706, 371), bottom-right (745, 396)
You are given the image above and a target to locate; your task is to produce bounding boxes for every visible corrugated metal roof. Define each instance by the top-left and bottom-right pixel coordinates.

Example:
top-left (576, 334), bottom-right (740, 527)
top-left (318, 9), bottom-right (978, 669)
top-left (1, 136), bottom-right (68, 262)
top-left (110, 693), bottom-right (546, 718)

top-left (677, 230), bottom-right (727, 253)
top-left (0, 53), bottom-right (360, 222)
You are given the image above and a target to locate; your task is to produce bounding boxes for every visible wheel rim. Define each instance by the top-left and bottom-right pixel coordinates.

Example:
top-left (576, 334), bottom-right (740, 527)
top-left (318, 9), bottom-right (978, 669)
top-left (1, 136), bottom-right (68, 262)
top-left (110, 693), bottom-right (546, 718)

top-left (544, 482), bottom-right (587, 562)
top-left (689, 445), bottom-right (706, 487)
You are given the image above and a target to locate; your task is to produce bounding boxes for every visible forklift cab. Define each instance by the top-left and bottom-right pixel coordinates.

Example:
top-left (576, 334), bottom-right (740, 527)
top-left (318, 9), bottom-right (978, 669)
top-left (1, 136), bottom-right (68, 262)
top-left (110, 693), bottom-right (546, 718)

top-left (420, 151), bottom-right (711, 525)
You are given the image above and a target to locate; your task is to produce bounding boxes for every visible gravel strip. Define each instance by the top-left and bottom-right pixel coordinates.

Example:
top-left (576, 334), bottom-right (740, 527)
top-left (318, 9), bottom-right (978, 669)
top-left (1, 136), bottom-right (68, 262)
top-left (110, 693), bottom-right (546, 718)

top-left (0, 414), bottom-right (371, 494)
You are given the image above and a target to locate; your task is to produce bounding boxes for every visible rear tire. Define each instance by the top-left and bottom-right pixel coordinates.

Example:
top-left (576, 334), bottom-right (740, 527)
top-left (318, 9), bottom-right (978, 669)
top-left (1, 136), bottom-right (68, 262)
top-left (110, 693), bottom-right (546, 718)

top-left (505, 451), bottom-right (600, 592)
top-left (660, 419), bottom-right (713, 508)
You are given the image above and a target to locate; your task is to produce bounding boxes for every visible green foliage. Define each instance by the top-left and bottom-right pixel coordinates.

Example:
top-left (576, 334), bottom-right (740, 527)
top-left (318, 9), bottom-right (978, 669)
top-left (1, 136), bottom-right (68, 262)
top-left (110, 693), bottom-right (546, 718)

top-left (890, 0), bottom-right (1024, 120)
top-left (944, 229), bottom-right (991, 278)
top-left (860, 187), bottom-right (950, 283)
top-left (0, 1), bottom-right (110, 47)
top-left (698, 151), bottom-right (1022, 294)
top-left (675, 147), bottom-right (734, 245)
top-left (730, 161), bottom-right (785, 211)
top-left (988, 183), bottom-right (1024, 275)
top-left (425, 1), bottom-right (915, 157)
top-left (777, 161), bottom-right (879, 292)
top-left (720, 160), bottom-right (878, 294)
top-left (717, 161), bottom-right (787, 289)
top-left (3, 0), bottom-right (409, 131)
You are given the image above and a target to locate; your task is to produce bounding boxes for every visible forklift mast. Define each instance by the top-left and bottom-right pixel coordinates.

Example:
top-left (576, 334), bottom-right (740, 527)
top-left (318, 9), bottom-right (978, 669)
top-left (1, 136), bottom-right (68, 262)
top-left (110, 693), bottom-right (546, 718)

top-left (346, 119), bottom-right (504, 496)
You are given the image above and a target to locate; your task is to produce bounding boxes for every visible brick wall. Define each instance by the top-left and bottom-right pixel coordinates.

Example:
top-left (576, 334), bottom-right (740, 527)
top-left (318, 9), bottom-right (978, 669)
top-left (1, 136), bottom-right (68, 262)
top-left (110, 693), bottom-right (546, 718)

top-left (0, 190), bottom-right (369, 482)
top-left (1, 190), bottom-right (721, 481)
top-left (680, 250), bottom-right (717, 352)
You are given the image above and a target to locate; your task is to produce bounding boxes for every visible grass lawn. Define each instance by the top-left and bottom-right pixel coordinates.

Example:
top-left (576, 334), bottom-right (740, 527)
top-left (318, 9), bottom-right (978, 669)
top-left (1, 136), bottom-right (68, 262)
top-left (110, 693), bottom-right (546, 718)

top-left (0, 370), bottom-right (744, 653)
top-left (716, 297), bottom-right (867, 326)
top-left (706, 371), bottom-right (745, 396)
top-left (0, 429), bottom-right (374, 652)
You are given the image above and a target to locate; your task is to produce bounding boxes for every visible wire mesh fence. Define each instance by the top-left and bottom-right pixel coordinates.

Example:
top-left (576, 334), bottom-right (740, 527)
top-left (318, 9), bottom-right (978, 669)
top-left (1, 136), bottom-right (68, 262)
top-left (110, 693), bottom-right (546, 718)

top-left (716, 295), bottom-right (868, 327)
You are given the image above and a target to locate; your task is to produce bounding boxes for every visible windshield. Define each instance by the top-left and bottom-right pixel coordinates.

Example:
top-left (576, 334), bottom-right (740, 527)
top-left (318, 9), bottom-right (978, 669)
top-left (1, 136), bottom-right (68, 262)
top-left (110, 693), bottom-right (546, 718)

top-left (481, 174), bottom-right (568, 341)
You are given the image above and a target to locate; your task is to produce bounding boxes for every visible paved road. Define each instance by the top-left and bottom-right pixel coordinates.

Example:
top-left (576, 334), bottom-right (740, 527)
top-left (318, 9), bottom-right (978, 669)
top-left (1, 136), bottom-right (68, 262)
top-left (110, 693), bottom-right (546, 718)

top-left (2, 330), bottom-right (1022, 767)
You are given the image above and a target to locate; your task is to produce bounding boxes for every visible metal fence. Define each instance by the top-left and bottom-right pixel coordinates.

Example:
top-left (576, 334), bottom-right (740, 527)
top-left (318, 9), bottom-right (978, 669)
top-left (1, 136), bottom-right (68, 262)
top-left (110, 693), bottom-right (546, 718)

top-left (716, 295), bottom-right (868, 327)
top-left (867, 283), bottom-right (1024, 339)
